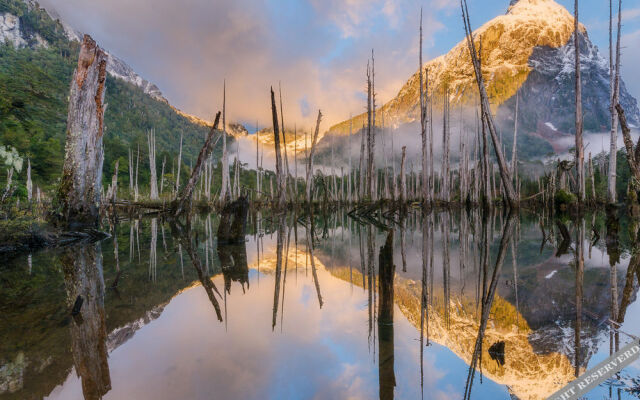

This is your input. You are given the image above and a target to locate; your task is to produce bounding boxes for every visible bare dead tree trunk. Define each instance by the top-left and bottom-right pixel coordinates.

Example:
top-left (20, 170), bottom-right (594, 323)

top-left (366, 61), bottom-right (373, 200)
top-left (271, 87), bottom-right (286, 208)
top-left (135, 145), bottom-right (139, 201)
top-left (220, 80), bottom-right (230, 203)
top-left (294, 124), bottom-right (298, 203)
top-left (256, 123), bottom-right (260, 201)
top-left (359, 123), bottom-right (366, 201)
top-left (348, 118), bottom-right (353, 202)
top-left (512, 91), bottom-right (519, 186)
top-left (174, 112), bottom-right (222, 217)
top-left (306, 110), bottom-right (323, 204)
top-left (128, 148), bottom-right (134, 194)
top-left (443, 88), bottom-right (450, 203)
top-left (148, 128), bottom-right (159, 200)
top-left (460, 1), bottom-right (517, 208)
top-left (616, 104), bottom-right (640, 186)
top-left (419, 9), bottom-right (429, 204)
top-left (109, 160), bottom-right (118, 204)
top-left (370, 50), bottom-right (377, 199)
top-left (574, 0), bottom-right (585, 202)
top-left (608, 0), bottom-right (618, 203)
top-left (160, 156), bottom-right (166, 196)
top-left (26, 158), bottom-right (32, 203)
top-left (400, 146), bottom-right (407, 203)
top-left (589, 152), bottom-right (596, 201)
top-left (56, 35), bottom-right (108, 228)
top-left (175, 132), bottom-right (183, 197)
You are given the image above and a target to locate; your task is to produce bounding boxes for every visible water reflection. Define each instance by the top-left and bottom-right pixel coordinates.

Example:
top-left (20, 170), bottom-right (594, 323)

top-left (61, 243), bottom-right (111, 399)
top-left (1, 209), bottom-right (640, 399)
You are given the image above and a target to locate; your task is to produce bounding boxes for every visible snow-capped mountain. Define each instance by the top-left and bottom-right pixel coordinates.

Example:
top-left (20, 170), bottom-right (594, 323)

top-left (0, 0), bottom-right (167, 102)
top-left (330, 0), bottom-right (640, 149)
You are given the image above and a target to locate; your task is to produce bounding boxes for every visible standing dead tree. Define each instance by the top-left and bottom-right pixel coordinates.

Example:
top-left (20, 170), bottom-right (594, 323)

top-left (56, 35), bottom-right (108, 228)
top-left (147, 128), bottom-right (159, 200)
top-left (608, 0), bottom-right (623, 204)
top-left (419, 9), bottom-right (430, 205)
top-left (173, 112), bottom-right (222, 217)
top-left (175, 132), bottom-right (183, 197)
top-left (271, 87), bottom-right (286, 208)
top-left (460, 0), bottom-right (517, 208)
top-left (220, 81), bottom-right (231, 203)
top-left (574, 0), bottom-right (585, 202)
top-left (306, 110), bottom-right (323, 204)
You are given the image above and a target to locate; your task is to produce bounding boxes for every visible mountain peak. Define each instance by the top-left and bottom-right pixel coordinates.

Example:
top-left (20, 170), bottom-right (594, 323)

top-left (330, 0), bottom-right (639, 156)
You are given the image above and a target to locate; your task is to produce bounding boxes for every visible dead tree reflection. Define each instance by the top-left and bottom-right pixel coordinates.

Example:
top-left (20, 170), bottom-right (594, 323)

top-left (378, 230), bottom-right (396, 400)
top-left (61, 243), bottom-right (111, 400)
top-left (172, 220), bottom-right (223, 321)
top-left (463, 211), bottom-right (516, 400)
top-left (218, 241), bottom-right (250, 295)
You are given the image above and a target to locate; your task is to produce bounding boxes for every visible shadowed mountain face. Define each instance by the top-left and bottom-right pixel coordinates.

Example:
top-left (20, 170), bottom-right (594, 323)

top-left (2, 210), bottom-right (639, 400)
top-left (330, 0), bottom-right (640, 154)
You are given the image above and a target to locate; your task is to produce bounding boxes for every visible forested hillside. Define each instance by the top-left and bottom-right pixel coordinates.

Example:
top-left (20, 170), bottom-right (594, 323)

top-left (0, 0), bottom-right (225, 196)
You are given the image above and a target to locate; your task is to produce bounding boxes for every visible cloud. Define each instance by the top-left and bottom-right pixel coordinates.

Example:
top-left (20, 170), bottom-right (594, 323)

top-left (39, 0), bottom-right (447, 132)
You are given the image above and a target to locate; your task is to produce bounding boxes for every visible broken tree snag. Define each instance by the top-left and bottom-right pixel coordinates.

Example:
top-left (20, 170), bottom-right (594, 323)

top-left (56, 34), bottom-right (108, 228)
top-left (306, 109), bottom-right (323, 204)
top-left (174, 112), bottom-right (222, 217)
top-left (217, 194), bottom-right (249, 244)
top-left (271, 87), bottom-right (286, 208)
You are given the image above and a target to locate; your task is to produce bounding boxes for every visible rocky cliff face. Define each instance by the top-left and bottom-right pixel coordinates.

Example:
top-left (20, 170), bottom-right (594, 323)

top-left (330, 0), bottom-right (640, 151)
top-left (1, 1), bottom-right (167, 103)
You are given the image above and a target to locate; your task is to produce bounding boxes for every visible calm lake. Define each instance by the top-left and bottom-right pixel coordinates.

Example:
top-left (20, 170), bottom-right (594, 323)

top-left (1, 209), bottom-right (639, 400)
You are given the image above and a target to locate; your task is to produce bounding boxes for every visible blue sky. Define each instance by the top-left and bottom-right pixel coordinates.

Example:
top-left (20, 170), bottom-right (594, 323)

top-left (40, 0), bottom-right (640, 130)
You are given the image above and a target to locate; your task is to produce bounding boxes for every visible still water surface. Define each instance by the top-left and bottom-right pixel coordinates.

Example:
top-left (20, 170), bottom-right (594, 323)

top-left (1, 210), bottom-right (639, 399)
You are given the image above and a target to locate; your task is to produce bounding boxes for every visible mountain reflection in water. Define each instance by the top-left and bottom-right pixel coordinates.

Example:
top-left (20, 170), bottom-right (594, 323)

top-left (1, 209), bottom-right (639, 400)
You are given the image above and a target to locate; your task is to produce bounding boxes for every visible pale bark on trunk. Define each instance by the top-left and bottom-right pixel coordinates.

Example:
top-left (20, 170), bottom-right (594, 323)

top-left (366, 62), bottom-right (373, 199)
top-left (348, 118), bottom-right (353, 202)
top-left (109, 160), bottom-right (118, 204)
top-left (460, 1), bottom-right (517, 208)
top-left (359, 123), bottom-right (366, 201)
top-left (512, 91), bottom-right (519, 180)
top-left (176, 132), bottom-right (183, 197)
top-left (609, 0), bottom-right (623, 203)
top-left (419, 10), bottom-right (429, 204)
top-left (174, 112), bottom-right (222, 217)
top-left (443, 89), bottom-right (450, 203)
top-left (26, 158), bottom-right (32, 202)
top-left (128, 149), bottom-right (134, 193)
top-left (306, 110), bottom-right (323, 204)
top-left (148, 128), bottom-right (159, 200)
top-left (57, 35), bottom-right (108, 227)
top-left (400, 146), bottom-right (407, 203)
top-left (574, 0), bottom-right (585, 202)
top-left (369, 50), bottom-right (376, 199)
top-left (256, 123), bottom-right (260, 201)
top-left (160, 156), bottom-right (166, 195)
top-left (220, 80), bottom-right (230, 203)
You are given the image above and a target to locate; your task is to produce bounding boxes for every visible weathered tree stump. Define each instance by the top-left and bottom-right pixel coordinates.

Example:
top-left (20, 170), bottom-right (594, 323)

top-left (55, 35), bottom-right (108, 229)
